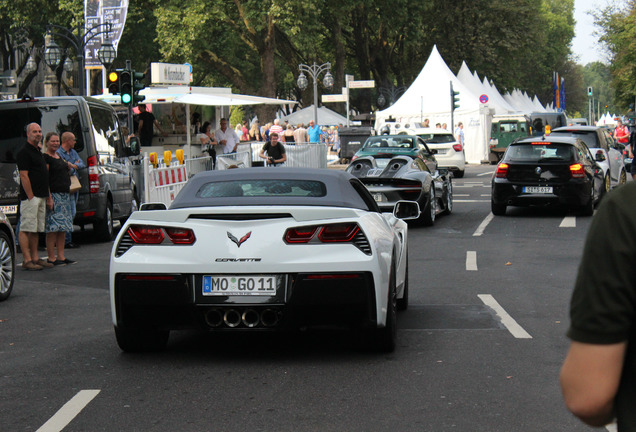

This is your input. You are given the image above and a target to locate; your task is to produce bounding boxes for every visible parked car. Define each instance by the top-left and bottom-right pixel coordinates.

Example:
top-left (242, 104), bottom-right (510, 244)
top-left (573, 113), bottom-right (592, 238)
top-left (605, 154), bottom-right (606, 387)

top-left (0, 210), bottom-right (15, 301)
top-left (400, 127), bottom-right (466, 177)
top-left (551, 125), bottom-right (627, 196)
top-left (0, 95), bottom-right (140, 240)
top-left (491, 136), bottom-right (604, 216)
top-left (110, 168), bottom-right (419, 353)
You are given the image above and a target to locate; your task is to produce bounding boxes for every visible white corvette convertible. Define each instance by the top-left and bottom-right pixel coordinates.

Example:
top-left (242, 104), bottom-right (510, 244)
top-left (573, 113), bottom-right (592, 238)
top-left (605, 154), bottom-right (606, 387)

top-left (110, 168), bottom-right (418, 352)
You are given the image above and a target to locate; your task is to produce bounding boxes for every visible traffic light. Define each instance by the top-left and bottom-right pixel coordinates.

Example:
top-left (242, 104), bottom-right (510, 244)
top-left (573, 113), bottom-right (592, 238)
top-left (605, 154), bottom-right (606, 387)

top-left (107, 70), bottom-right (121, 95)
top-left (119, 68), bottom-right (132, 105)
top-left (587, 87), bottom-right (593, 97)
top-left (450, 82), bottom-right (460, 112)
top-left (132, 70), bottom-right (146, 106)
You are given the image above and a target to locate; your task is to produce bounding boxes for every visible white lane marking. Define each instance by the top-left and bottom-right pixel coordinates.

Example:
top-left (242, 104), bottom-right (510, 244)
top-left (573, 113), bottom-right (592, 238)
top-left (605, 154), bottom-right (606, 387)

top-left (559, 216), bottom-right (576, 228)
top-left (480, 194), bottom-right (491, 197)
top-left (473, 213), bottom-right (495, 236)
top-left (478, 294), bottom-right (532, 339)
top-left (455, 199), bottom-right (490, 203)
top-left (455, 194), bottom-right (470, 197)
top-left (37, 390), bottom-right (100, 432)
top-left (477, 170), bottom-right (495, 177)
top-left (466, 251), bottom-right (478, 271)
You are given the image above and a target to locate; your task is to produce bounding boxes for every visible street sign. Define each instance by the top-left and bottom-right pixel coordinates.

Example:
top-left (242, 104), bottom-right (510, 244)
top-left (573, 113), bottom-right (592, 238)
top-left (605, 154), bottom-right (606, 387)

top-left (479, 94), bottom-right (489, 104)
top-left (322, 94), bottom-right (347, 102)
top-left (349, 80), bottom-right (375, 89)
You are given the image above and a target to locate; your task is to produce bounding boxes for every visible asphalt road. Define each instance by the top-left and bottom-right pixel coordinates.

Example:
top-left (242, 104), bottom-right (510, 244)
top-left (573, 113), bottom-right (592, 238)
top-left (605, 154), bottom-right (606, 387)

top-left (0, 164), bottom-right (603, 432)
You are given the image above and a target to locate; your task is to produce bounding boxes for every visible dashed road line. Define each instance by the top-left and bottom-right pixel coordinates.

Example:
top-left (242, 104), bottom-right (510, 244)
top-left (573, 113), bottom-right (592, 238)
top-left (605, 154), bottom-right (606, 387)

top-left (473, 213), bottom-right (494, 236)
top-left (36, 390), bottom-right (100, 432)
top-left (559, 216), bottom-right (576, 228)
top-left (455, 199), bottom-right (490, 203)
top-left (478, 294), bottom-right (532, 339)
top-left (477, 170), bottom-right (495, 177)
top-left (466, 251), bottom-right (478, 271)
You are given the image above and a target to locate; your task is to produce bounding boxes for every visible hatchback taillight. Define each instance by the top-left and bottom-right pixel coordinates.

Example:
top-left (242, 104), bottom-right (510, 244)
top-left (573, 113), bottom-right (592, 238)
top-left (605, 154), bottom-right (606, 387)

top-left (569, 163), bottom-right (585, 178)
top-left (495, 163), bottom-right (509, 178)
top-left (453, 144), bottom-right (463, 152)
top-left (87, 155), bottom-right (100, 194)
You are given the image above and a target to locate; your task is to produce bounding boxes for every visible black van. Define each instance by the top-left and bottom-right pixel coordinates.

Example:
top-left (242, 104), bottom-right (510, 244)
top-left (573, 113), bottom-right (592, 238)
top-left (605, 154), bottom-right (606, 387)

top-left (0, 96), bottom-right (140, 241)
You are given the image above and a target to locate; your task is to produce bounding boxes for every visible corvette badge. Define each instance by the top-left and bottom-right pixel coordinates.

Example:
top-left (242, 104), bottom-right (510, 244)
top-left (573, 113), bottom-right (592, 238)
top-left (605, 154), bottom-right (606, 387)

top-left (227, 231), bottom-right (251, 248)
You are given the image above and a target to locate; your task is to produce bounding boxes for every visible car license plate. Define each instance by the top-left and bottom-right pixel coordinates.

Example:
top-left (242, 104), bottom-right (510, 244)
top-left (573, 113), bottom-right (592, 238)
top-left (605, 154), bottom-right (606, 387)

top-left (523, 186), bottom-right (553, 194)
top-left (373, 193), bottom-right (384, 202)
top-left (203, 275), bottom-right (277, 296)
top-left (0, 205), bottom-right (17, 215)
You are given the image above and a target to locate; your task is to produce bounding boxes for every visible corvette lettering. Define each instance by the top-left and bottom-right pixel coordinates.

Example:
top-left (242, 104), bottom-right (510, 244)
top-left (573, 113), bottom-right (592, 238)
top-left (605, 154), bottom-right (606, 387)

top-left (215, 258), bottom-right (262, 262)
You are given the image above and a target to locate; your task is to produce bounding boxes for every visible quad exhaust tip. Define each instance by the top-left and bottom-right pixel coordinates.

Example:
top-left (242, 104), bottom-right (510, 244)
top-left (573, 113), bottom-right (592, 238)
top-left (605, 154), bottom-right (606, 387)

top-left (204, 307), bottom-right (281, 328)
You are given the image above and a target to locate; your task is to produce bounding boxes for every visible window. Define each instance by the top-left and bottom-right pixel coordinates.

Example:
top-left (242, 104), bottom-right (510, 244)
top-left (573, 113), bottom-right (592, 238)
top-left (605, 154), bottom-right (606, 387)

top-left (197, 180), bottom-right (327, 198)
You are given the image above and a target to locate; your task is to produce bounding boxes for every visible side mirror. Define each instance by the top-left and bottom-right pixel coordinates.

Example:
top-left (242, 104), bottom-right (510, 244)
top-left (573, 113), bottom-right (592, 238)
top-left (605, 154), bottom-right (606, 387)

top-left (595, 150), bottom-right (606, 162)
top-left (140, 202), bottom-right (167, 211)
top-left (393, 200), bottom-right (420, 220)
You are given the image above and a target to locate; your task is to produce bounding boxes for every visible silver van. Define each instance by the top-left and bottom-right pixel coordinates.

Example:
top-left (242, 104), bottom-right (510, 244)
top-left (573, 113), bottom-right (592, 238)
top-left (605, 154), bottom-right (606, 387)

top-left (0, 96), bottom-right (140, 241)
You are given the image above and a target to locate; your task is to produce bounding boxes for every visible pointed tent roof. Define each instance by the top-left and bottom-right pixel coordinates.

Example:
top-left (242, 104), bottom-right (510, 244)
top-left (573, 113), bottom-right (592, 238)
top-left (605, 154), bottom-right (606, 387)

top-left (280, 105), bottom-right (348, 126)
top-left (377, 45), bottom-right (480, 121)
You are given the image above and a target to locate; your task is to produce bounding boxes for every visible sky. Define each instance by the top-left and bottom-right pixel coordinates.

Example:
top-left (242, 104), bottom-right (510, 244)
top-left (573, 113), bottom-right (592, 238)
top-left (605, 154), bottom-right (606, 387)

top-left (571, 0), bottom-right (609, 65)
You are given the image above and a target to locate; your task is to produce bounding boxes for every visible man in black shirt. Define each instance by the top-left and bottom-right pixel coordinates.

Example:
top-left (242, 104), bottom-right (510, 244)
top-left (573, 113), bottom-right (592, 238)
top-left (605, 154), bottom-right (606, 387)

top-left (16, 123), bottom-right (53, 270)
top-left (137, 104), bottom-right (165, 147)
top-left (259, 132), bottom-right (287, 167)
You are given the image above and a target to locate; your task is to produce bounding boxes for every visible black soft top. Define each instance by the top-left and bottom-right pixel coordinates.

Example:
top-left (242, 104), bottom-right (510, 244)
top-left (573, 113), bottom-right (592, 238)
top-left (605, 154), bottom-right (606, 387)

top-left (170, 167), bottom-right (374, 211)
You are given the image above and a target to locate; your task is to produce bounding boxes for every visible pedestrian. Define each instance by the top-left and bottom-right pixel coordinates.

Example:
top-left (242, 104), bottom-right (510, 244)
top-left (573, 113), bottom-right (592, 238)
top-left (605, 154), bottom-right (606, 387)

top-left (442, 123), bottom-right (448, 130)
top-left (423, 118), bottom-right (430, 128)
top-left (43, 132), bottom-right (75, 266)
top-left (259, 132), bottom-right (287, 167)
top-left (16, 123), bottom-right (54, 270)
top-left (241, 120), bottom-right (250, 141)
top-left (249, 121), bottom-right (263, 141)
top-left (560, 180), bottom-right (636, 430)
top-left (293, 123), bottom-right (309, 144)
top-left (455, 122), bottom-right (465, 148)
top-left (215, 118), bottom-right (241, 154)
top-left (137, 104), bottom-right (165, 147)
top-left (57, 131), bottom-right (85, 249)
top-left (197, 122), bottom-right (217, 168)
top-left (614, 119), bottom-right (630, 146)
top-left (436, 123), bottom-right (442, 128)
top-left (269, 118), bottom-right (283, 136)
top-left (282, 124), bottom-right (295, 144)
top-left (307, 120), bottom-right (321, 143)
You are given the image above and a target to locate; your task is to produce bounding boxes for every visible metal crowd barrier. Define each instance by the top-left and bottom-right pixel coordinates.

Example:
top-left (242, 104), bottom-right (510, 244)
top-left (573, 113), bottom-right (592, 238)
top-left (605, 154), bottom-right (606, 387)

top-left (217, 150), bottom-right (252, 170)
top-left (237, 142), bottom-right (327, 168)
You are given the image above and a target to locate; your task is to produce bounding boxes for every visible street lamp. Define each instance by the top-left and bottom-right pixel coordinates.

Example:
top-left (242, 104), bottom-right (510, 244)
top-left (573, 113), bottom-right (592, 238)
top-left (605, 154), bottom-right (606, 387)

top-left (44, 22), bottom-right (114, 95)
top-left (377, 86), bottom-right (406, 108)
top-left (297, 62), bottom-right (334, 126)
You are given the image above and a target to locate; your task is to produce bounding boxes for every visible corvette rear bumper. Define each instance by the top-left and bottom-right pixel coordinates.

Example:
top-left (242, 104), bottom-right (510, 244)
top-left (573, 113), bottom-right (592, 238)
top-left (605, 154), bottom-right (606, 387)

top-left (113, 272), bottom-right (377, 331)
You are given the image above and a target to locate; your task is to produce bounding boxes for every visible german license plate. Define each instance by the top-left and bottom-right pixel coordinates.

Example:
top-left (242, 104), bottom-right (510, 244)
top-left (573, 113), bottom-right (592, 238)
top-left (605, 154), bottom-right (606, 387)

top-left (0, 205), bottom-right (17, 215)
top-left (523, 186), bottom-right (553, 193)
top-left (203, 275), bottom-right (277, 296)
top-left (373, 193), bottom-right (384, 202)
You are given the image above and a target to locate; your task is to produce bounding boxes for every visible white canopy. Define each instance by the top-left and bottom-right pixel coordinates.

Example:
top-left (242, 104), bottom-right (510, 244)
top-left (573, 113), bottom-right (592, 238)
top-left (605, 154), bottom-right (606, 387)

top-left (280, 105), bottom-right (349, 126)
top-left (457, 62), bottom-right (517, 115)
top-left (376, 45), bottom-right (492, 163)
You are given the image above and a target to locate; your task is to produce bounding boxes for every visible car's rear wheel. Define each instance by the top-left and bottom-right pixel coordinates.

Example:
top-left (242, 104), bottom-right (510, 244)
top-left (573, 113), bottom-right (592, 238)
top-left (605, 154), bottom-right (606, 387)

top-left (115, 326), bottom-right (169, 352)
top-left (95, 199), bottom-right (114, 241)
top-left (420, 186), bottom-right (436, 226)
top-left (442, 179), bottom-right (453, 215)
top-left (0, 230), bottom-right (15, 302)
top-left (374, 263), bottom-right (397, 353)
top-left (602, 173), bottom-right (611, 197)
top-left (397, 254), bottom-right (408, 311)
top-left (454, 169), bottom-right (465, 178)
top-left (491, 201), bottom-right (506, 216)
top-left (619, 169), bottom-right (627, 186)
top-left (579, 193), bottom-right (594, 216)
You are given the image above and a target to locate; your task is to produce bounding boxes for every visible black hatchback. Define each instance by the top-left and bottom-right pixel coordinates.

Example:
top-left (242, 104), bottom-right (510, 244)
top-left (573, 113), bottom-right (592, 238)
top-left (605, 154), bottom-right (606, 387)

top-left (491, 136), bottom-right (604, 216)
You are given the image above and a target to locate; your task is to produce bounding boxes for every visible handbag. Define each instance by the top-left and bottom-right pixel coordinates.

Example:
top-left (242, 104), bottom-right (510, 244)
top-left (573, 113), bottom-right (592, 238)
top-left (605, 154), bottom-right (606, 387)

top-left (69, 174), bottom-right (82, 193)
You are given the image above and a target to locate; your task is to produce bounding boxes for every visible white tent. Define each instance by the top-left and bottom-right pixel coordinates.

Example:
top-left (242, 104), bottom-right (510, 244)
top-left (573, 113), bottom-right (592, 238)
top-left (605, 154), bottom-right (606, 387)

top-left (280, 105), bottom-right (348, 126)
top-left (376, 45), bottom-right (493, 163)
top-left (456, 63), bottom-right (517, 115)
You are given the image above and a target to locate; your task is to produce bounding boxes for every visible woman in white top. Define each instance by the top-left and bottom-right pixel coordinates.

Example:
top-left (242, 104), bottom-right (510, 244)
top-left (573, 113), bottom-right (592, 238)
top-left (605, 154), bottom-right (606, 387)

top-left (197, 121), bottom-right (217, 169)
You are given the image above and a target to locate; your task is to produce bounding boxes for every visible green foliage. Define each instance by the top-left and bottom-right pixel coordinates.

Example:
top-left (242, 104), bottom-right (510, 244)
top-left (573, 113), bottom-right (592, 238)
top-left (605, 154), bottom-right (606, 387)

top-left (230, 106), bottom-right (245, 128)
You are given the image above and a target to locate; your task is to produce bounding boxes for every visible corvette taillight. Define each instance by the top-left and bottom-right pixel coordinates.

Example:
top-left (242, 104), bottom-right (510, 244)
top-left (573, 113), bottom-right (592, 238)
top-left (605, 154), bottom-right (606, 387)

top-left (495, 163), bottom-right (509, 178)
top-left (127, 225), bottom-right (196, 245)
top-left (569, 163), bottom-right (585, 178)
top-left (128, 225), bottom-right (164, 244)
top-left (165, 227), bottom-right (196, 244)
top-left (284, 223), bottom-right (360, 244)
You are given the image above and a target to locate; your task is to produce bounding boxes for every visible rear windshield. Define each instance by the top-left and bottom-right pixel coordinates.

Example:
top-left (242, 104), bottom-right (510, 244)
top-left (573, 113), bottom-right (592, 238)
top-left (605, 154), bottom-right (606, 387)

top-left (196, 180), bottom-right (327, 198)
top-left (363, 136), bottom-right (415, 149)
top-left (550, 131), bottom-right (598, 149)
top-left (418, 133), bottom-right (454, 143)
top-left (506, 143), bottom-right (575, 162)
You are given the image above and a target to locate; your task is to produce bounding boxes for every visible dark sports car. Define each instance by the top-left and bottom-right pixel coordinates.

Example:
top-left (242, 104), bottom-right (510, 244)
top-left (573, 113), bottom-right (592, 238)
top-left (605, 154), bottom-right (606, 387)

top-left (347, 138), bottom-right (453, 227)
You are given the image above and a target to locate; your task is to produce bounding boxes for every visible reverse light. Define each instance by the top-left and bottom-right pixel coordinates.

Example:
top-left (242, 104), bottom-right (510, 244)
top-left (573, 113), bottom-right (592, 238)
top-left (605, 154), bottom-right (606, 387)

top-left (569, 163), bottom-right (585, 178)
top-left (87, 155), bottom-right (100, 194)
top-left (495, 163), bottom-right (509, 178)
top-left (452, 144), bottom-right (463, 152)
top-left (128, 225), bottom-right (165, 244)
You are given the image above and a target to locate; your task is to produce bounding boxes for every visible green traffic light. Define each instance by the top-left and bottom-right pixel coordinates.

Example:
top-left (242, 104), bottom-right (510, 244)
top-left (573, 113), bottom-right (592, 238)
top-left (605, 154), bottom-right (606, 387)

top-left (121, 93), bottom-right (132, 104)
